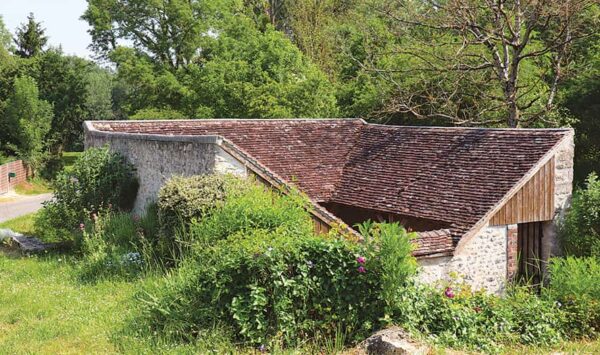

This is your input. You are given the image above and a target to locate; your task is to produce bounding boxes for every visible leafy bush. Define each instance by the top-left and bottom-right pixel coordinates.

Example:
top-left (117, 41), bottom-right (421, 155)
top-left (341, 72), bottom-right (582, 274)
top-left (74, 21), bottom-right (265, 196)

top-left (357, 220), bottom-right (418, 316)
top-left (136, 181), bottom-right (418, 347)
top-left (35, 146), bottom-right (137, 242)
top-left (544, 257), bottom-right (600, 337)
top-left (560, 173), bottom-right (600, 257)
top-left (157, 175), bottom-right (241, 236)
top-left (393, 282), bottom-right (566, 351)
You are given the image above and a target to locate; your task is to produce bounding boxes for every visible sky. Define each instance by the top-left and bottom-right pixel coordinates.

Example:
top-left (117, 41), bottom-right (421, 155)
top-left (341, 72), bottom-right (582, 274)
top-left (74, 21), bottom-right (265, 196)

top-left (0, 0), bottom-right (93, 59)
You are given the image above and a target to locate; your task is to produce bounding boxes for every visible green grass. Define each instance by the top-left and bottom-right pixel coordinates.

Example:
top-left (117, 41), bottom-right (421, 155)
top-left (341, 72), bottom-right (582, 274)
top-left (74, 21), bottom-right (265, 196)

top-left (14, 178), bottom-right (52, 195)
top-left (62, 151), bottom-right (82, 172)
top-left (0, 213), bottom-right (37, 235)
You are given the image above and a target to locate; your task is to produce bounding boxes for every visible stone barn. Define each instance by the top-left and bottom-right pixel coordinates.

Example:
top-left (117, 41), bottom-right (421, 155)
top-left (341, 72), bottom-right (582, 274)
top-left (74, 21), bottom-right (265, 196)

top-left (84, 119), bottom-right (574, 294)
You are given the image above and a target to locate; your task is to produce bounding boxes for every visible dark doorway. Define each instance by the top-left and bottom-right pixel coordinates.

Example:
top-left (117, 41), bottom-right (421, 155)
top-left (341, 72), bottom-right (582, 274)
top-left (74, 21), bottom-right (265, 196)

top-left (517, 222), bottom-right (544, 284)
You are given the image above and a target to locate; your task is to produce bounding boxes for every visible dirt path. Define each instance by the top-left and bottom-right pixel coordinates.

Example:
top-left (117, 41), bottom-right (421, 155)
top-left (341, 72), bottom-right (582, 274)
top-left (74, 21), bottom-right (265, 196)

top-left (0, 193), bottom-right (53, 223)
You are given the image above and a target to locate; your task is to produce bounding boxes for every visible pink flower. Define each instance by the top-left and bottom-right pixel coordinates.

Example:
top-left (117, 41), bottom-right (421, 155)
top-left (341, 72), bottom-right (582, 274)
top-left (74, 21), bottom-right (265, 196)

top-left (357, 266), bottom-right (366, 273)
top-left (91, 213), bottom-right (98, 221)
top-left (444, 287), bottom-right (455, 299)
top-left (79, 223), bottom-right (85, 231)
top-left (356, 256), bottom-right (366, 264)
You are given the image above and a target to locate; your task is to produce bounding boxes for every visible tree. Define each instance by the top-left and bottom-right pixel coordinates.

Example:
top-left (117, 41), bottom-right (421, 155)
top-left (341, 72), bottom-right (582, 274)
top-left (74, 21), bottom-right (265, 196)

top-left (82, 0), bottom-right (226, 68)
top-left (36, 49), bottom-right (92, 152)
top-left (13, 13), bottom-right (48, 58)
top-left (364, 0), bottom-right (599, 127)
top-left (3, 76), bottom-right (53, 175)
top-left (84, 0), bottom-right (338, 118)
top-left (0, 15), bottom-right (13, 52)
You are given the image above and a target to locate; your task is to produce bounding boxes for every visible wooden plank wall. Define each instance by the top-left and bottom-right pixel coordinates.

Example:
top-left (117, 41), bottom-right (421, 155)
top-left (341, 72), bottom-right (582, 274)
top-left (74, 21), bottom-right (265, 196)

top-left (490, 158), bottom-right (555, 226)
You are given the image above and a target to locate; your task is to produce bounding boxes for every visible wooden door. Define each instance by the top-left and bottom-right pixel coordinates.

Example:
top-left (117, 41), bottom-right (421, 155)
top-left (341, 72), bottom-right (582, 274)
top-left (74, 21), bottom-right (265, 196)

top-left (517, 222), bottom-right (543, 284)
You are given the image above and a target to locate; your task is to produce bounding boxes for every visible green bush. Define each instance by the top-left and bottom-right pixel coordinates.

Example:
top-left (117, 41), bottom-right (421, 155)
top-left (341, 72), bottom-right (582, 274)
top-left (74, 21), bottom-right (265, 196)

top-left (136, 182), bottom-right (419, 347)
top-left (357, 220), bottom-right (418, 316)
top-left (393, 282), bottom-right (566, 351)
top-left (35, 146), bottom-right (137, 242)
top-left (544, 257), bottom-right (600, 337)
top-left (560, 173), bottom-right (600, 257)
top-left (156, 175), bottom-right (252, 262)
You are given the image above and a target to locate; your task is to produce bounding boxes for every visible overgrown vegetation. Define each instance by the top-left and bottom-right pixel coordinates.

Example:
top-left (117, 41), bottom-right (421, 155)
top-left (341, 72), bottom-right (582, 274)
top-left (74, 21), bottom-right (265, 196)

top-left (35, 146), bottom-right (137, 243)
top-left (560, 173), bottom-right (600, 257)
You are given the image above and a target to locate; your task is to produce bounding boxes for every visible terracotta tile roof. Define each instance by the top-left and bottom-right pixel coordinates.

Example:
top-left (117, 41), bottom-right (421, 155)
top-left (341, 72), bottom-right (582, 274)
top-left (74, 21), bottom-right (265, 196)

top-left (414, 229), bottom-right (454, 257)
top-left (92, 119), bottom-right (362, 201)
top-left (330, 124), bottom-right (569, 239)
top-left (89, 119), bottom-right (570, 256)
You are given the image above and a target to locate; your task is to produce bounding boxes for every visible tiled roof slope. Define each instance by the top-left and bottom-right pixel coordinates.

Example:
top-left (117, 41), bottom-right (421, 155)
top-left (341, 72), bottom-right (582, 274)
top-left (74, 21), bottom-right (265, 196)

top-left (91, 119), bottom-right (363, 201)
top-left (90, 119), bottom-right (570, 255)
top-left (330, 124), bottom-right (569, 237)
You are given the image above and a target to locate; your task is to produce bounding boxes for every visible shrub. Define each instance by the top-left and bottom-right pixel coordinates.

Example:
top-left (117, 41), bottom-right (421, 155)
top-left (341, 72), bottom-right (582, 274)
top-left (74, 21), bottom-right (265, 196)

top-left (357, 220), bottom-right (418, 316)
top-left (136, 181), bottom-right (419, 347)
top-left (544, 257), bottom-right (600, 337)
top-left (393, 282), bottom-right (566, 351)
top-left (157, 175), bottom-right (239, 236)
top-left (559, 173), bottom-right (600, 257)
top-left (35, 146), bottom-right (137, 242)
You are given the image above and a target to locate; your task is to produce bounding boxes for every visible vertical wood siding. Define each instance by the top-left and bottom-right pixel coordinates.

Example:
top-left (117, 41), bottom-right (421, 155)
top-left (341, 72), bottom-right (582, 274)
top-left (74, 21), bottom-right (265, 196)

top-left (490, 158), bottom-right (555, 225)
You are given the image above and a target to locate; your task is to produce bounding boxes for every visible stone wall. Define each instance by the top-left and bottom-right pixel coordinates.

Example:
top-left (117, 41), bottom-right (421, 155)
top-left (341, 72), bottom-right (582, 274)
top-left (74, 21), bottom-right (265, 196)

top-left (85, 130), bottom-right (247, 213)
top-left (542, 133), bottom-right (575, 259)
top-left (418, 224), bottom-right (508, 294)
top-left (0, 160), bottom-right (27, 194)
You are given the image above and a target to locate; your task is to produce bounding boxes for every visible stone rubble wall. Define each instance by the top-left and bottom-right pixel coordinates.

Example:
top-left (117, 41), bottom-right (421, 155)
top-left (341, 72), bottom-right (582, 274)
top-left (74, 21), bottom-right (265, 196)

top-left (418, 225), bottom-right (508, 294)
top-left (543, 133), bottom-right (575, 258)
top-left (85, 132), bottom-right (247, 214)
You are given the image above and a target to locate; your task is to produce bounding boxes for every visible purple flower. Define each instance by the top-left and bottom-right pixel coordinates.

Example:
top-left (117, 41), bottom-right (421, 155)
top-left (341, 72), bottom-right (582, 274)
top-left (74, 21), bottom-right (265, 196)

top-left (258, 344), bottom-right (267, 353)
top-left (356, 256), bottom-right (366, 264)
top-left (79, 223), bottom-right (85, 231)
top-left (357, 266), bottom-right (366, 273)
top-left (444, 287), bottom-right (455, 299)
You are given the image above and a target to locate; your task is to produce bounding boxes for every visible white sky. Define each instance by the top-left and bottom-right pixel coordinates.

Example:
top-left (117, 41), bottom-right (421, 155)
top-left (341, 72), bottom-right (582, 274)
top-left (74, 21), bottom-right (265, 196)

top-left (0, 0), bottom-right (93, 59)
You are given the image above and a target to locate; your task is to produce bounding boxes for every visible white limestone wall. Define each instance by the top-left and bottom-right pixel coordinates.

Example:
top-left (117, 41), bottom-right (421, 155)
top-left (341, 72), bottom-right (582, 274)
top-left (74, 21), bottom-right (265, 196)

top-left (85, 132), bottom-right (248, 214)
top-left (418, 225), bottom-right (508, 294)
top-left (543, 133), bottom-right (575, 259)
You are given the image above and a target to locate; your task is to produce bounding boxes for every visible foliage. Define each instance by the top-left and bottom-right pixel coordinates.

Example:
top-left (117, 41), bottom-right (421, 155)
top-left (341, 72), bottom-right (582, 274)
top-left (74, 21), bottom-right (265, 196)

top-left (78, 208), bottom-right (159, 281)
top-left (1, 75), bottom-right (53, 175)
top-left (35, 146), bottom-right (137, 242)
top-left (13, 12), bottom-right (48, 58)
top-left (357, 220), bottom-right (418, 316)
top-left (544, 257), bottom-right (600, 337)
top-left (559, 173), bottom-right (600, 257)
top-left (84, 1), bottom-right (338, 119)
top-left (157, 175), bottom-right (241, 239)
top-left (0, 15), bottom-right (12, 52)
top-left (392, 282), bottom-right (567, 351)
top-left (137, 181), bottom-right (419, 346)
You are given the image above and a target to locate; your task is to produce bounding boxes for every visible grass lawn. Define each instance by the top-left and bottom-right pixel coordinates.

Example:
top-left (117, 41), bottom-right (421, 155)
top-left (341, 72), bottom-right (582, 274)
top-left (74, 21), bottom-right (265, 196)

top-left (14, 178), bottom-right (52, 195)
top-left (62, 151), bottom-right (82, 172)
top-left (0, 212), bottom-right (598, 354)
top-left (0, 213), bottom-right (37, 235)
